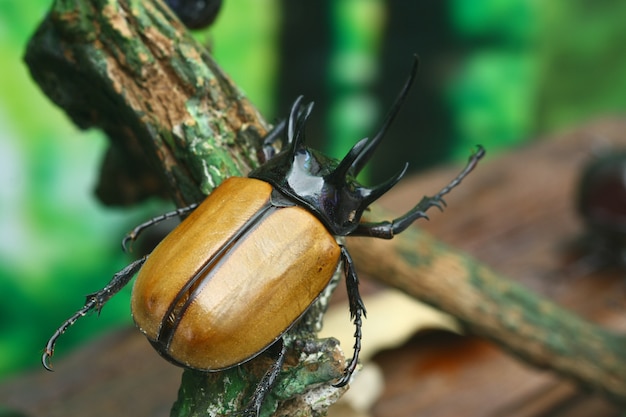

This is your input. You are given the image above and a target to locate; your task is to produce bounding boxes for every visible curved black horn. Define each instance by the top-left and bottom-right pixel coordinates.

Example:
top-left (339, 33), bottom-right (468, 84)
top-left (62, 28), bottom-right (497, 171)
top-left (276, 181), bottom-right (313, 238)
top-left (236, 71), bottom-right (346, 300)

top-left (350, 55), bottom-right (419, 176)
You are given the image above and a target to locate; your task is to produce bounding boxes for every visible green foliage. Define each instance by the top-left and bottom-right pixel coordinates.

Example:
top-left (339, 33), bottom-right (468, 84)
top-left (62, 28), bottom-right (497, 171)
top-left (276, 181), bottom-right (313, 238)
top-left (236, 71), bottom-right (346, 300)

top-left (450, 0), bottom-right (536, 44)
top-left (535, 0), bottom-right (626, 131)
top-left (207, 0), bottom-right (280, 117)
top-left (447, 0), bottom-right (539, 157)
top-left (446, 51), bottom-right (537, 158)
top-left (448, 0), bottom-right (626, 155)
top-left (327, 0), bottom-right (385, 180)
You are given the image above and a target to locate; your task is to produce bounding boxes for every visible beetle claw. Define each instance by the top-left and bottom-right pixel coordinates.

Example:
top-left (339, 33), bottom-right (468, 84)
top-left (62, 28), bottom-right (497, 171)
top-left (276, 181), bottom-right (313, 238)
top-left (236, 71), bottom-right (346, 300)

top-left (431, 197), bottom-right (447, 211)
top-left (421, 195), bottom-right (446, 212)
top-left (121, 234), bottom-right (135, 253)
top-left (332, 369), bottom-right (353, 388)
top-left (42, 351), bottom-right (54, 372)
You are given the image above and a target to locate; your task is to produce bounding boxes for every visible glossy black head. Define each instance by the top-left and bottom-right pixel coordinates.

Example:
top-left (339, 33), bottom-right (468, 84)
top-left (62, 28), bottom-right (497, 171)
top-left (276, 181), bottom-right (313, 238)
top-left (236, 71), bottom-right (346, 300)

top-left (250, 58), bottom-right (418, 236)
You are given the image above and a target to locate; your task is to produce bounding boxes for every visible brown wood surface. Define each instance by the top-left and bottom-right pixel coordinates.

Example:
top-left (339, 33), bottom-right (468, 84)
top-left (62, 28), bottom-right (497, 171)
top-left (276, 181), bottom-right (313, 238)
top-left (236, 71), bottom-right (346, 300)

top-left (1, 118), bottom-right (626, 416)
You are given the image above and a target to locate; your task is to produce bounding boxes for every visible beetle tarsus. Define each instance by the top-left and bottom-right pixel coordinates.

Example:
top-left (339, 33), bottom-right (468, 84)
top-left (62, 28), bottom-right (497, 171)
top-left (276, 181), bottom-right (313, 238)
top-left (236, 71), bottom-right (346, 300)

top-left (41, 299), bottom-right (95, 371)
top-left (121, 234), bottom-right (137, 253)
top-left (432, 145), bottom-right (485, 201)
top-left (121, 204), bottom-right (199, 252)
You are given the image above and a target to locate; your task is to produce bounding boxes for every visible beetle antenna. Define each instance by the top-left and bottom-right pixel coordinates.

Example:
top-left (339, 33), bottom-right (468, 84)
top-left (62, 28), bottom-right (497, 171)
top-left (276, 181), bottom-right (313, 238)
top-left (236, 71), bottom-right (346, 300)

top-left (350, 55), bottom-right (419, 176)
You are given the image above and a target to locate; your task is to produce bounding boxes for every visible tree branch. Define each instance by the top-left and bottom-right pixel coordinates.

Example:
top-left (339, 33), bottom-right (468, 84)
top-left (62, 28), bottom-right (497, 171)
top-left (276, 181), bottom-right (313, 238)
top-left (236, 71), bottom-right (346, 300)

top-left (348, 222), bottom-right (626, 404)
top-left (26, 0), bottom-right (267, 206)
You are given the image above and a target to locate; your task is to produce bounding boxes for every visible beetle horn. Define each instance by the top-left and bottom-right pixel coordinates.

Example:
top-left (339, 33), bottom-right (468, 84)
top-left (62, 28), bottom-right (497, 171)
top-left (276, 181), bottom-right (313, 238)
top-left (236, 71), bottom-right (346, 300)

top-left (329, 137), bottom-right (370, 182)
top-left (294, 102), bottom-right (315, 149)
top-left (361, 162), bottom-right (409, 206)
top-left (349, 55), bottom-right (419, 177)
top-left (286, 97), bottom-right (314, 154)
top-left (287, 95), bottom-right (304, 146)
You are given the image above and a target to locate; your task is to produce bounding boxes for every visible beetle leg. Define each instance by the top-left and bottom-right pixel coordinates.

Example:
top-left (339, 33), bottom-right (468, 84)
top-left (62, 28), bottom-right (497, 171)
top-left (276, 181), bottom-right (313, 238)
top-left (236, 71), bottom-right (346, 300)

top-left (352, 145), bottom-right (485, 239)
top-left (122, 204), bottom-right (199, 252)
top-left (42, 256), bottom-right (148, 371)
top-left (334, 246), bottom-right (366, 388)
top-left (241, 338), bottom-right (287, 417)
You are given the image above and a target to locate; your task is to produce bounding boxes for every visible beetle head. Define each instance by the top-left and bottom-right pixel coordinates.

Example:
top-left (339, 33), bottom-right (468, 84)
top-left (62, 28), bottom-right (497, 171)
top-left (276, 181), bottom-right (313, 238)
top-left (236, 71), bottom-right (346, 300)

top-left (250, 57), bottom-right (418, 236)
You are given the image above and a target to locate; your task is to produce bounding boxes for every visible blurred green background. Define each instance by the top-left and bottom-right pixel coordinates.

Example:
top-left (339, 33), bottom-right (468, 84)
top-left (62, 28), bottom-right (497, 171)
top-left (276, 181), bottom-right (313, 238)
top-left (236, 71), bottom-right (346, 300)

top-left (1, 0), bottom-right (626, 380)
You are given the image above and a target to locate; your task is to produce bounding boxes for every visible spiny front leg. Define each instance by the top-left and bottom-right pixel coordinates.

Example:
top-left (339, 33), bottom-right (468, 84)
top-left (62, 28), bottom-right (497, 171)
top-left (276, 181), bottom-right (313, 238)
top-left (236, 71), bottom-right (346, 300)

top-left (42, 256), bottom-right (147, 370)
top-left (353, 145), bottom-right (485, 239)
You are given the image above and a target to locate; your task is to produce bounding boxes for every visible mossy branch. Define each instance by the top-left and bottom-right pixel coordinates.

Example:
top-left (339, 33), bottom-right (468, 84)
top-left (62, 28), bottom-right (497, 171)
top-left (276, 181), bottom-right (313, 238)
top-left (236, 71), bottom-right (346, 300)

top-left (348, 222), bottom-right (626, 404)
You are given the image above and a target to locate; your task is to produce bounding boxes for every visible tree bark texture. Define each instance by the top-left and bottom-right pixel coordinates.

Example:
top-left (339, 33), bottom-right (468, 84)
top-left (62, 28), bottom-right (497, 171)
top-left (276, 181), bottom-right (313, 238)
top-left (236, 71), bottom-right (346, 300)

top-left (26, 0), bottom-right (269, 207)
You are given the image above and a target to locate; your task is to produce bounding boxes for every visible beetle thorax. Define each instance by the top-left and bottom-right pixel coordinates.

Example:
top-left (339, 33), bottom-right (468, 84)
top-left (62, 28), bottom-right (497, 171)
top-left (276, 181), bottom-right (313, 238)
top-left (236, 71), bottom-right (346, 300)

top-left (250, 92), bottom-right (411, 236)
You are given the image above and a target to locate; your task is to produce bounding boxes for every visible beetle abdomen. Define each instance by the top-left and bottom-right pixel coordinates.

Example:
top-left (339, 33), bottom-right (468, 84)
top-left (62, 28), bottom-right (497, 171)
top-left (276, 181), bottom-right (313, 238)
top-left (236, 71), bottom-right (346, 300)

top-left (131, 177), bottom-right (341, 370)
